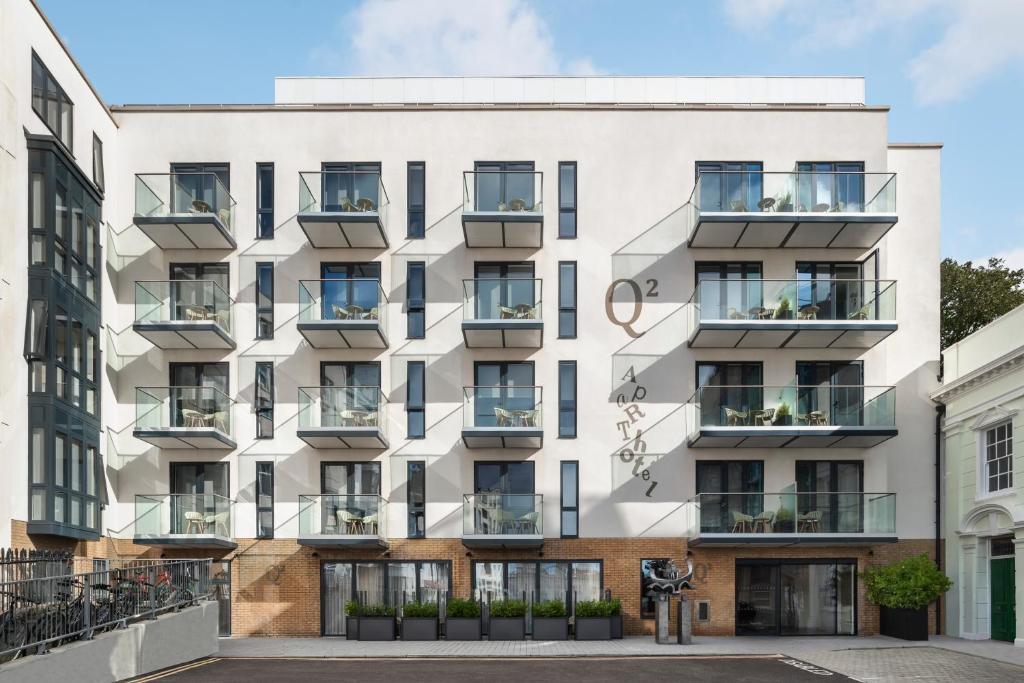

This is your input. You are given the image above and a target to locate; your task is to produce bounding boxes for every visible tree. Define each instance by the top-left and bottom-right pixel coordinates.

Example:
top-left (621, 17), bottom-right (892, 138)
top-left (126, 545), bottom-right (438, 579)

top-left (941, 257), bottom-right (1024, 349)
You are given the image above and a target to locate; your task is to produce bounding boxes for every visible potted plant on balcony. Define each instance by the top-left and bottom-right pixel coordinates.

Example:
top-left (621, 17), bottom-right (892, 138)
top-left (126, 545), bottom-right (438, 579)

top-left (344, 599), bottom-right (360, 640)
top-left (773, 505), bottom-right (795, 533)
top-left (357, 603), bottom-right (397, 641)
top-left (444, 597), bottom-right (482, 640)
top-left (401, 601), bottom-right (439, 641)
top-left (863, 553), bottom-right (951, 641)
top-left (776, 191), bottom-right (793, 212)
top-left (774, 402), bottom-right (792, 426)
top-left (574, 599), bottom-right (616, 640)
top-left (531, 600), bottom-right (569, 640)
top-left (774, 297), bottom-right (792, 320)
top-left (488, 599), bottom-right (527, 640)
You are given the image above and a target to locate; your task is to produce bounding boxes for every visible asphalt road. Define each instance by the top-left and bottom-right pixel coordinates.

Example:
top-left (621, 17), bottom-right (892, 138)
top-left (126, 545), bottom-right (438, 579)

top-left (135, 655), bottom-right (854, 682)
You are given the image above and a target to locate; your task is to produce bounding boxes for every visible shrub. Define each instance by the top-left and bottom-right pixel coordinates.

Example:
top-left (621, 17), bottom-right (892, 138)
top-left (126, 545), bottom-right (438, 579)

top-left (359, 604), bottom-right (396, 617)
top-left (402, 601), bottom-right (438, 618)
top-left (345, 599), bottom-right (360, 616)
top-left (862, 553), bottom-right (952, 610)
top-left (446, 598), bottom-right (481, 618)
top-left (489, 599), bottom-right (527, 618)
top-left (607, 598), bottom-right (622, 616)
top-left (531, 600), bottom-right (567, 618)
top-left (574, 600), bottom-right (617, 618)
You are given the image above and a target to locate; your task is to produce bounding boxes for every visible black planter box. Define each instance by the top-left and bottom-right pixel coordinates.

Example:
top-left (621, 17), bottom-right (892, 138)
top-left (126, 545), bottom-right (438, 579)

top-left (611, 614), bottom-right (623, 639)
top-left (345, 616), bottom-right (359, 640)
top-left (358, 616), bottom-right (396, 641)
top-left (445, 617), bottom-right (481, 640)
top-left (774, 415), bottom-right (793, 426)
top-left (401, 617), bottom-right (438, 641)
top-left (880, 606), bottom-right (929, 641)
top-left (575, 617), bottom-right (612, 640)
top-left (532, 617), bottom-right (569, 640)
top-left (489, 617), bottom-right (525, 640)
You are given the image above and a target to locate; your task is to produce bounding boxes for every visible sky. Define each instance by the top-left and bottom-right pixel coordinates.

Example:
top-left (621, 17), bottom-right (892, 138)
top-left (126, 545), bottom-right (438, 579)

top-left (38, 0), bottom-right (1024, 264)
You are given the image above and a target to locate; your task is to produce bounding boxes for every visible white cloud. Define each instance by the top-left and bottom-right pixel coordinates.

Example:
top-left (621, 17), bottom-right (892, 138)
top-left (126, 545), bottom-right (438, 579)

top-left (310, 0), bottom-right (602, 76)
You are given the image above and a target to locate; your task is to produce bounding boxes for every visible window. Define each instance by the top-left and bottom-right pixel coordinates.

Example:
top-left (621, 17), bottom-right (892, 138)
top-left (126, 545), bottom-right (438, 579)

top-left (560, 461), bottom-right (578, 538)
top-left (256, 262), bottom-right (274, 339)
top-left (256, 462), bottom-right (274, 538)
top-left (256, 163), bottom-right (274, 239)
top-left (985, 422), bottom-right (1013, 493)
top-left (407, 361), bottom-right (425, 439)
top-left (407, 162), bottom-right (425, 238)
top-left (695, 162), bottom-right (762, 212)
top-left (31, 53), bottom-right (72, 149)
top-left (558, 162), bottom-right (576, 238)
top-left (92, 134), bottom-right (104, 192)
top-left (407, 261), bottom-right (425, 339)
top-left (558, 361), bottom-right (576, 438)
top-left (558, 262), bottom-right (576, 338)
top-left (472, 560), bottom-right (601, 606)
top-left (255, 362), bottom-right (274, 439)
top-left (408, 461), bottom-right (425, 538)
top-left (795, 162), bottom-right (865, 211)
top-left (641, 559), bottom-right (670, 619)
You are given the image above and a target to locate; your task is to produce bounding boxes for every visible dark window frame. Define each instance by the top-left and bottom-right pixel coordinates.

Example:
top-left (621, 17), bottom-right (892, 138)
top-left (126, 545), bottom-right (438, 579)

top-left (406, 360), bottom-right (425, 439)
top-left (91, 134), bottom-right (104, 193)
top-left (255, 262), bottom-right (274, 339)
top-left (31, 52), bottom-right (73, 152)
top-left (558, 261), bottom-right (577, 339)
top-left (560, 460), bottom-right (579, 538)
top-left (406, 261), bottom-right (425, 339)
top-left (256, 461), bottom-right (274, 538)
top-left (407, 162), bottom-right (425, 238)
top-left (255, 361), bottom-right (274, 439)
top-left (558, 161), bottom-right (577, 238)
top-left (558, 360), bottom-right (576, 438)
top-left (256, 162), bottom-right (274, 239)
top-left (407, 460), bottom-right (426, 539)
top-left (641, 558), bottom-right (671, 619)
top-left (470, 559), bottom-right (604, 608)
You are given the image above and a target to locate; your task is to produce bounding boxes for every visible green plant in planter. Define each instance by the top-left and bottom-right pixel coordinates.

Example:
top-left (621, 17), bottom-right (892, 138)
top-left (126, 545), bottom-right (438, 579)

top-left (345, 599), bottom-right (360, 616)
top-left (402, 601), bottom-right (438, 618)
top-left (774, 298), bottom-right (791, 319)
top-left (863, 553), bottom-right (952, 610)
top-left (607, 598), bottom-right (622, 616)
top-left (775, 403), bottom-right (791, 418)
top-left (446, 598), bottom-right (481, 618)
top-left (776, 192), bottom-right (793, 211)
top-left (774, 507), bottom-right (794, 523)
top-left (489, 599), bottom-right (527, 618)
top-left (359, 604), bottom-right (396, 617)
top-left (532, 600), bottom-right (567, 618)
top-left (575, 600), bottom-right (617, 618)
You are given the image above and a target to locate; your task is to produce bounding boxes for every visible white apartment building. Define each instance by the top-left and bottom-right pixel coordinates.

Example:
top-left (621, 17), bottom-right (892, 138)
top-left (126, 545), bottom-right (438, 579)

top-left (0, 0), bottom-right (942, 638)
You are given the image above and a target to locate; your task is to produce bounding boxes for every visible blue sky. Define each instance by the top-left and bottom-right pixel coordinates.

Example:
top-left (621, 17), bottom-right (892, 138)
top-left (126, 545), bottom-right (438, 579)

top-left (39, 0), bottom-right (1024, 264)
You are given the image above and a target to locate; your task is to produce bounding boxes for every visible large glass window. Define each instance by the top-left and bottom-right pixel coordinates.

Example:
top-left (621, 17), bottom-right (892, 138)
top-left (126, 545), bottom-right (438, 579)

top-left (695, 262), bottom-right (763, 319)
top-left (473, 262), bottom-right (535, 320)
top-left (473, 362), bottom-right (535, 428)
top-left (322, 162), bottom-right (381, 212)
top-left (796, 162), bottom-right (865, 212)
top-left (256, 163), bottom-right (274, 239)
top-left (407, 162), bottom-right (425, 238)
top-left (473, 161), bottom-right (535, 211)
top-left (696, 460), bottom-right (764, 533)
top-left (795, 262), bottom-right (864, 320)
top-left (795, 361), bottom-right (863, 426)
top-left (736, 560), bottom-right (856, 636)
top-left (169, 462), bottom-right (229, 535)
top-left (696, 162), bottom-right (762, 212)
top-left (321, 262), bottom-right (382, 321)
top-left (796, 460), bottom-right (864, 533)
top-left (558, 162), bottom-right (577, 238)
top-left (31, 53), bottom-right (73, 149)
top-left (985, 422), bottom-right (1013, 493)
top-left (641, 559), bottom-right (670, 619)
top-left (696, 362), bottom-right (763, 427)
top-left (472, 560), bottom-right (601, 607)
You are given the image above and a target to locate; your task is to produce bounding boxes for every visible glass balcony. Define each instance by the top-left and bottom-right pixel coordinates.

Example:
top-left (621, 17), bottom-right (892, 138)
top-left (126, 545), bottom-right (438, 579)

top-left (685, 279), bottom-right (897, 348)
top-left (133, 280), bottom-right (235, 349)
top-left (684, 384), bottom-right (896, 448)
top-left (133, 173), bottom-right (236, 249)
top-left (685, 171), bottom-right (897, 249)
top-left (462, 493), bottom-right (543, 548)
top-left (462, 170), bottom-right (543, 247)
top-left (297, 279), bottom-right (388, 348)
top-left (298, 494), bottom-right (388, 548)
top-left (683, 491), bottom-right (896, 546)
top-left (462, 278), bottom-right (543, 348)
top-left (134, 493), bottom-right (236, 549)
top-left (133, 386), bottom-right (236, 449)
top-left (297, 171), bottom-right (389, 248)
top-left (462, 386), bottom-right (542, 448)
top-left (297, 386), bottom-right (388, 449)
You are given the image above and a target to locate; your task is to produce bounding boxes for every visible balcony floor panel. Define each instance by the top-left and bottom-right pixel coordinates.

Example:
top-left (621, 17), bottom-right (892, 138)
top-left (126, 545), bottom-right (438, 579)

top-left (133, 535), bottom-right (236, 550)
top-left (461, 428), bottom-right (543, 449)
top-left (133, 428), bottom-right (236, 450)
top-left (462, 213), bottom-right (543, 248)
top-left (688, 534), bottom-right (897, 548)
top-left (297, 428), bottom-right (388, 449)
top-left (689, 322), bottom-right (897, 349)
top-left (689, 213), bottom-right (897, 250)
top-left (298, 321), bottom-right (388, 349)
top-left (462, 321), bottom-right (543, 348)
top-left (689, 427), bottom-right (897, 448)
top-left (297, 212), bottom-right (388, 249)
top-left (298, 535), bottom-right (387, 549)
top-left (133, 322), bottom-right (235, 349)
top-left (134, 215), bottom-right (236, 250)
top-left (461, 534), bottom-right (544, 549)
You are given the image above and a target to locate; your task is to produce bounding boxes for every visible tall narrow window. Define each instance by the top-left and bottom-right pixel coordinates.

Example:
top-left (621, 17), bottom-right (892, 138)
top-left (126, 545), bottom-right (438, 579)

top-left (407, 261), bottom-right (425, 339)
top-left (560, 461), bottom-right (578, 538)
top-left (407, 162), bottom-right (425, 238)
top-left (92, 134), bottom-right (104, 192)
top-left (256, 462), bottom-right (274, 538)
top-left (257, 163), bottom-right (274, 239)
top-left (408, 461), bottom-right (425, 538)
top-left (558, 162), bottom-right (577, 238)
top-left (256, 262), bottom-right (274, 339)
top-left (255, 362), bottom-right (274, 439)
top-left (559, 361), bottom-right (577, 438)
top-left (558, 261), bottom-right (577, 338)
top-left (407, 361), bottom-right (425, 439)
top-left (31, 53), bottom-right (72, 149)
top-left (985, 422), bottom-right (1013, 493)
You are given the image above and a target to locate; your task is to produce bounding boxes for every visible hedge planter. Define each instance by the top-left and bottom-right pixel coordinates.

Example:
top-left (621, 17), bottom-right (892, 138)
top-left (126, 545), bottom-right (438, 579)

top-left (358, 616), bottom-right (396, 641)
top-left (445, 617), bottom-right (482, 641)
top-left (401, 617), bottom-right (438, 641)
top-left (880, 606), bottom-right (929, 641)
top-left (532, 617), bottom-right (569, 640)
top-left (575, 617), bottom-right (612, 640)
top-left (489, 617), bottom-right (525, 640)
top-left (611, 614), bottom-right (623, 639)
top-left (345, 616), bottom-right (359, 640)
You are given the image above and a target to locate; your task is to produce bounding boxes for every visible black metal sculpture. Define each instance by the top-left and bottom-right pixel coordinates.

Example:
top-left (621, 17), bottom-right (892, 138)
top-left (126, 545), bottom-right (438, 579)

top-left (647, 553), bottom-right (694, 595)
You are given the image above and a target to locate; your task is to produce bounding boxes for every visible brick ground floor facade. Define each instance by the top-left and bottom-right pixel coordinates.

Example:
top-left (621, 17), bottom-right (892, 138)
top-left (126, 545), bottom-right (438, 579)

top-left (10, 521), bottom-right (941, 637)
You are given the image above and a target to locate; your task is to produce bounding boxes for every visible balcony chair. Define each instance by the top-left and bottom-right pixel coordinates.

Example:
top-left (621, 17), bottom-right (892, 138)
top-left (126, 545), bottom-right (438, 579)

top-left (218, 208), bottom-right (231, 226)
top-left (181, 409), bottom-right (206, 428)
top-left (191, 199), bottom-right (213, 214)
top-left (498, 306), bottom-right (517, 319)
top-left (751, 408), bottom-right (775, 426)
top-left (361, 513), bottom-right (378, 535)
top-left (205, 511), bottom-right (230, 536)
top-left (367, 307), bottom-right (379, 320)
top-left (339, 196), bottom-right (358, 212)
top-left (729, 200), bottom-right (748, 212)
top-left (797, 510), bottom-right (823, 533)
top-left (752, 510), bottom-right (776, 533)
top-left (330, 304), bottom-right (350, 320)
top-left (336, 509), bottom-right (363, 534)
top-left (184, 305), bottom-right (208, 321)
top-left (724, 407), bottom-right (748, 426)
top-left (345, 304), bottom-right (365, 319)
top-left (514, 303), bottom-right (535, 319)
top-left (730, 510), bottom-right (754, 533)
top-left (727, 308), bottom-right (746, 320)
top-left (208, 411), bottom-right (229, 433)
top-left (363, 411), bottom-right (378, 427)
top-left (757, 197), bottom-right (775, 212)
top-left (513, 409), bottom-right (538, 427)
top-left (798, 305), bottom-right (819, 320)
top-left (494, 407), bottom-right (514, 427)
top-left (516, 511), bottom-right (539, 534)
top-left (183, 511), bottom-right (205, 535)
top-left (355, 197), bottom-right (376, 212)
top-left (808, 411), bottom-right (828, 426)
top-left (849, 305), bottom-right (871, 320)
top-left (507, 198), bottom-right (527, 212)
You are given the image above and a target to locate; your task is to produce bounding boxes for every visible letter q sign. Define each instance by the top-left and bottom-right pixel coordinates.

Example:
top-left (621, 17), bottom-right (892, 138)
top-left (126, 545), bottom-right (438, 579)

top-left (605, 278), bottom-right (657, 338)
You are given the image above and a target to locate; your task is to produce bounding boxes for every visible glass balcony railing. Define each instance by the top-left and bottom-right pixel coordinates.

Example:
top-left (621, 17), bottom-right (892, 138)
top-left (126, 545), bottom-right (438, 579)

top-left (135, 386), bottom-right (233, 435)
top-left (134, 173), bottom-right (236, 234)
top-left (689, 279), bottom-right (896, 323)
top-left (299, 171), bottom-right (389, 221)
top-left (463, 386), bottom-right (542, 429)
top-left (463, 279), bottom-right (542, 321)
top-left (135, 493), bottom-right (234, 539)
top-left (463, 171), bottom-right (543, 214)
top-left (299, 279), bottom-right (387, 328)
top-left (683, 492), bottom-right (896, 538)
top-left (134, 280), bottom-right (234, 333)
top-left (298, 386), bottom-right (387, 432)
top-left (298, 494), bottom-right (388, 539)
top-left (685, 384), bottom-right (895, 430)
top-left (463, 493), bottom-right (542, 536)
top-left (688, 171), bottom-right (896, 215)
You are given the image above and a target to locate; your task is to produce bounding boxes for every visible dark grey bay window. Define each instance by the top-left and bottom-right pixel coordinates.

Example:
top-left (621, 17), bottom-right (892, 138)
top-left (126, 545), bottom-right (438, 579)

top-left (558, 261), bottom-right (577, 338)
top-left (407, 360), bottom-right (425, 438)
top-left (558, 162), bottom-right (576, 238)
top-left (92, 134), bottom-right (104, 193)
top-left (558, 361), bottom-right (576, 438)
top-left (255, 361), bottom-right (274, 439)
top-left (31, 53), bottom-right (73, 150)
top-left (257, 163), bottom-right (274, 239)
top-left (408, 460), bottom-right (425, 538)
top-left (256, 461), bottom-right (274, 538)
top-left (407, 162), bottom-right (425, 238)
top-left (560, 461), bottom-right (578, 538)
top-left (256, 262), bottom-right (274, 339)
top-left (407, 261), bottom-right (425, 339)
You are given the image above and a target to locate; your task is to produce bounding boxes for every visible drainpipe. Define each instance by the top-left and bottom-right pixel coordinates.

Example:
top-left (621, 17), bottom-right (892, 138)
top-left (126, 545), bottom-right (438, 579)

top-left (935, 404), bottom-right (945, 636)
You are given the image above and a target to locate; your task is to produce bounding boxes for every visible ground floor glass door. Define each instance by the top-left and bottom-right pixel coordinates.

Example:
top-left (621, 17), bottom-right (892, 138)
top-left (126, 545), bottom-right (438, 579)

top-left (211, 560), bottom-right (231, 636)
top-left (736, 560), bottom-right (856, 636)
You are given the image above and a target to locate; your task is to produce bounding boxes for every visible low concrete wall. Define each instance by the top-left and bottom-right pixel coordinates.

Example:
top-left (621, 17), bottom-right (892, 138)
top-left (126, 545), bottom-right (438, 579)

top-left (0, 601), bottom-right (218, 683)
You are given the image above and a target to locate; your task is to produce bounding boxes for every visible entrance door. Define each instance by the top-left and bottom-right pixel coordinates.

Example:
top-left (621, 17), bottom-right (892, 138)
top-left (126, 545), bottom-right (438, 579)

top-left (991, 549), bottom-right (1016, 642)
top-left (210, 560), bottom-right (231, 636)
top-left (735, 560), bottom-right (856, 635)
top-left (796, 361), bottom-right (864, 426)
top-left (696, 460), bottom-right (764, 533)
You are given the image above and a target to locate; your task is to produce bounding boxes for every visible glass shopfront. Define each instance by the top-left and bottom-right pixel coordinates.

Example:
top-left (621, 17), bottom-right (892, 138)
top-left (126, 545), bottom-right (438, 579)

top-left (735, 559), bottom-right (856, 636)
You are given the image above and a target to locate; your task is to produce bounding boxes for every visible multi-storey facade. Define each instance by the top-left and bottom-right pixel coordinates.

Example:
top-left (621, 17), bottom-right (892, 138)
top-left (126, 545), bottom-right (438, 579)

top-left (2, 0), bottom-right (942, 639)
